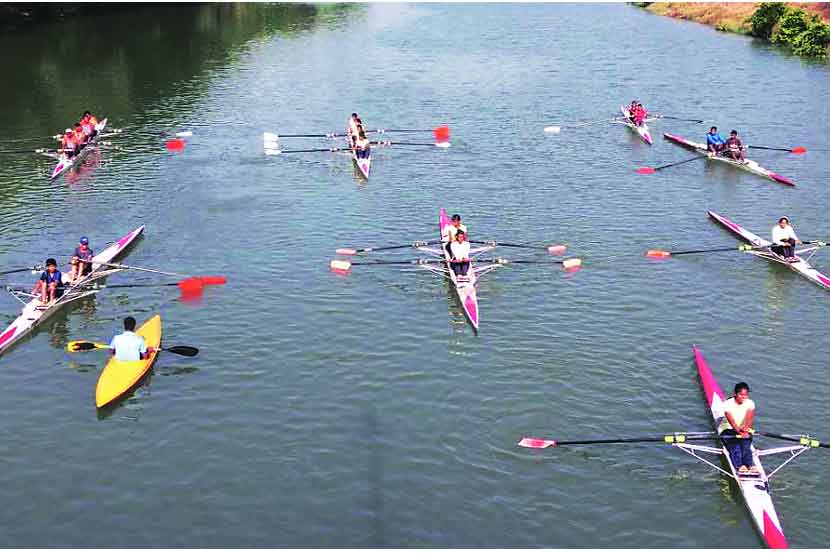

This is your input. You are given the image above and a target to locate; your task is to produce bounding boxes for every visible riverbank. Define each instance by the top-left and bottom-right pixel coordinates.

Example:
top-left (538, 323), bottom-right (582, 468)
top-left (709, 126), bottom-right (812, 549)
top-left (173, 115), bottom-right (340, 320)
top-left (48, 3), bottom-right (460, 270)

top-left (637, 2), bottom-right (830, 58)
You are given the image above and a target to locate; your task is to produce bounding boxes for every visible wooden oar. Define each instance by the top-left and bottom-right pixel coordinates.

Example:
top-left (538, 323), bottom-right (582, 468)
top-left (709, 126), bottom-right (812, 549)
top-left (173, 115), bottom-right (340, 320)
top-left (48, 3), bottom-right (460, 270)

top-left (759, 432), bottom-right (829, 448)
top-left (646, 244), bottom-right (765, 258)
top-left (636, 155), bottom-right (708, 174)
top-left (748, 145), bottom-right (807, 155)
top-left (519, 432), bottom-right (716, 449)
top-left (66, 341), bottom-right (198, 356)
top-left (469, 240), bottom-right (567, 255)
top-left (336, 240), bottom-right (440, 255)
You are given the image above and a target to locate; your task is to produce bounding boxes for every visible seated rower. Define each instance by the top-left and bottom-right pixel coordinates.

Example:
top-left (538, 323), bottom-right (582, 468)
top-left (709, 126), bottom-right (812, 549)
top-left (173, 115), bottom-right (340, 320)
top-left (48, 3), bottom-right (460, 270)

top-left (354, 130), bottom-right (371, 159)
top-left (73, 122), bottom-right (87, 149)
top-left (68, 236), bottom-right (94, 283)
top-left (33, 258), bottom-right (64, 306)
top-left (628, 100), bottom-right (639, 121)
top-left (80, 111), bottom-right (99, 139)
top-left (633, 102), bottom-right (648, 126)
top-left (110, 316), bottom-right (155, 361)
top-left (718, 382), bottom-right (759, 475)
top-left (347, 113), bottom-right (359, 147)
top-left (706, 126), bottom-right (726, 155)
top-left (770, 216), bottom-right (801, 262)
top-left (723, 129), bottom-right (746, 163)
top-left (60, 128), bottom-right (80, 158)
top-left (443, 214), bottom-right (468, 251)
top-left (448, 229), bottom-right (471, 278)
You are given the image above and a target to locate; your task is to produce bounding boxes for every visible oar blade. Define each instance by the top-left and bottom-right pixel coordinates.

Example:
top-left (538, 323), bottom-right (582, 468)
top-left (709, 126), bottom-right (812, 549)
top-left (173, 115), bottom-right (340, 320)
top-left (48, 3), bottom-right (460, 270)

top-left (335, 248), bottom-right (358, 256)
top-left (330, 259), bottom-right (352, 272)
top-left (165, 138), bottom-right (186, 151)
top-left (646, 249), bottom-right (672, 258)
top-left (518, 437), bottom-right (557, 449)
top-left (198, 276), bottom-right (228, 286)
top-left (562, 258), bottom-right (582, 271)
top-left (547, 245), bottom-right (567, 255)
top-left (66, 340), bottom-right (107, 352)
top-left (166, 345), bottom-right (199, 357)
top-left (791, 146), bottom-right (807, 154)
top-left (433, 125), bottom-right (450, 143)
top-left (636, 167), bottom-right (656, 175)
top-left (543, 126), bottom-right (561, 134)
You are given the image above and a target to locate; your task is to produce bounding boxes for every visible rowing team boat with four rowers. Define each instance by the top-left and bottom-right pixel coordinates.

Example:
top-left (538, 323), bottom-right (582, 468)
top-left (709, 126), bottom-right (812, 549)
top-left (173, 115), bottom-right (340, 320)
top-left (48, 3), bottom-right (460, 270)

top-left (48, 111), bottom-right (108, 180)
top-left (263, 113), bottom-right (451, 180)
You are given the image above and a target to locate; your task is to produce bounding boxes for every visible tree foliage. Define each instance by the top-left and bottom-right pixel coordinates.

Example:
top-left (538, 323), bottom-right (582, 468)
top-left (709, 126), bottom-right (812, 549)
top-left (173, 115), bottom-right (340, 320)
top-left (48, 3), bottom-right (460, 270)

top-left (748, 2), bottom-right (786, 39)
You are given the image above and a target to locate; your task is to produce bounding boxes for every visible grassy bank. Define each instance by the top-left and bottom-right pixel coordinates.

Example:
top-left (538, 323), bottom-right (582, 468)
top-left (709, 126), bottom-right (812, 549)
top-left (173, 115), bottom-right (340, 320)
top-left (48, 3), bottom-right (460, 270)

top-left (636, 2), bottom-right (830, 58)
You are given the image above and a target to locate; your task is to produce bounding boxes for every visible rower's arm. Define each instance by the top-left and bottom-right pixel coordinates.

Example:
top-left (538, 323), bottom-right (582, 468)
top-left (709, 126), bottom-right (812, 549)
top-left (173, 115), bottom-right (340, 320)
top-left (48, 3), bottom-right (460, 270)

top-left (743, 408), bottom-right (755, 433)
top-left (724, 411), bottom-right (744, 433)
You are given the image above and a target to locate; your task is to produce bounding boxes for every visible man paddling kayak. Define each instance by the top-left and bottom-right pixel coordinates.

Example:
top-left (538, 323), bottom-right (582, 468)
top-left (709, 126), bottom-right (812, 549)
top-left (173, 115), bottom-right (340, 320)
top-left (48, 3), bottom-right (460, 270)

top-left (706, 126), bottom-right (726, 155)
top-left (448, 229), bottom-right (471, 278)
top-left (33, 258), bottom-right (64, 306)
top-left (723, 130), bottom-right (746, 163)
top-left (771, 216), bottom-right (801, 261)
top-left (110, 316), bottom-right (155, 361)
top-left (718, 382), bottom-right (759, 475)
top-left (68, 236), bottom-right (94, 283)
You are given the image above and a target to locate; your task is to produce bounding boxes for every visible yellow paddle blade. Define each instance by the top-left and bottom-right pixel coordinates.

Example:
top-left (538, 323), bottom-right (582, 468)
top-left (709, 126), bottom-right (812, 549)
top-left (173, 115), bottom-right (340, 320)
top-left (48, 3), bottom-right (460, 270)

top-left (66, 340), bottom-right (110, 352)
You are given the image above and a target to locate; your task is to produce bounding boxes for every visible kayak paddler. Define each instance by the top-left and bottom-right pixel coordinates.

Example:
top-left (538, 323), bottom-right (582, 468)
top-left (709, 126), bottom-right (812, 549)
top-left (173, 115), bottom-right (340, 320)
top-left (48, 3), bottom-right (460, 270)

top-left (771, 216), bottom-right (801, 262)
top-left (448, 229), bottom-right (471, 278)
top-left (33, 258), bottom-right (64, 306)
top-left (68, 236), bottom-right (94, 283)
top-left (109, 316), bottom-right (154, 361)
top-left (706, 126), bottom-right (726, 155)
top-left (718, 382), bottom-right (758, 475)
top-left (723, 129), bottom-right (746, 163)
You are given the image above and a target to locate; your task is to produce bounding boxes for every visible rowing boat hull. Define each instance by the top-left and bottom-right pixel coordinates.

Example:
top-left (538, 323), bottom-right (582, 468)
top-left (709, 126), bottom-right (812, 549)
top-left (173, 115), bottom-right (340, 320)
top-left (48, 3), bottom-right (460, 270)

top-left (352, 150), bottom-right (371, 179)
top-left (95, 314), bottom-right (162, 408)
top-left (0, 225), bottom-right (145, 358)
top-left (708, 211), bottom-right (830, 290)
top-left (439, 208), bottom-right (479, 330)
top-left (619, 106), bottom-right (652, 144)
top-left (50, 118), bottom-right (108, 180)
top-left (692, 346), bottom-right (788, 548)
top-left (664, 132), bottom-right (795, 186)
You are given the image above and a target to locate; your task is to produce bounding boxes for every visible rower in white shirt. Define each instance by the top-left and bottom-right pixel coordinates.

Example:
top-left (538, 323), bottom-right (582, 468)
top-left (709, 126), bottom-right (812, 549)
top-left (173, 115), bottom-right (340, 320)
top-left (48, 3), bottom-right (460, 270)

top-left (770, 216), bottom-right (801, 261)
top-left (346, 113), bottom-right (360, 147)
top-left (448, 229), bottom-right (471, 278)
top-left (443, 213), bottom-right (468, 251)
top-left (109, 316), bottom-right (154, 361)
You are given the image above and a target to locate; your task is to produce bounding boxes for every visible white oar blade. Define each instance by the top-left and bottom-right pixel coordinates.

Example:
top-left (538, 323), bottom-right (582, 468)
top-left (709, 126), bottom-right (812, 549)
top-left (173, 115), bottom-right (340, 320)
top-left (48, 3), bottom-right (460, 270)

top-left (175, 131), bottom-right (194, 137)
top-left (263, 132), bottom-right (279, 142)
top-left (435, 141), bottom-right (451, 148)
top-left (335, 248), bottom-right (358, 256)
top-left (562, 258), bottom-right (582, 270)
top-left (330, 260), bottom-right (352, 272)
top-left (264, 148), bottom-right (282, 156)
top-left (547, 245), bottom-right (567, 255)
top-left (518, 437), bottom-right (557, 449)
top-left (544, 126), bottom-right (561, 134)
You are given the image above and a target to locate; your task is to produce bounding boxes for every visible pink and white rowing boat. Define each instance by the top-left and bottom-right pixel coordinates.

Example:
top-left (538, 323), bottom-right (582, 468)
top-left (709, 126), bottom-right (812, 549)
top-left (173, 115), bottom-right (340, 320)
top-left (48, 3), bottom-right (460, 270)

top-left (708, 211), bottom-right (830, 290)
top-left (49, 118), bottom-right (108, 180)
top-left (0, 225), bottom-right (144, 358)
top-left (664, 132), bottom-right (795, 186)
top-left (618, 105), bottom-right (652, 144)
top-left (687, 346), bottom-right (813, 548)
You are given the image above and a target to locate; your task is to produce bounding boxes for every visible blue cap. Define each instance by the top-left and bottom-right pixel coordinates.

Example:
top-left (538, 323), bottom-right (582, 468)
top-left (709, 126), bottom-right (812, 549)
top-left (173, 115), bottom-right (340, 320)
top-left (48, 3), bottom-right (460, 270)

top-left (79, 236), bottom-right (89, 245)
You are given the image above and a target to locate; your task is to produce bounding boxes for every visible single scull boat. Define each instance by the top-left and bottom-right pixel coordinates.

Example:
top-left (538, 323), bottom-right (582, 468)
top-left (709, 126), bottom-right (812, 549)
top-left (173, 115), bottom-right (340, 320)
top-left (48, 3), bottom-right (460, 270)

top-left (48, 118), bottom-right (108, 180)
top-left (708, 211), bottom-right (830, 290)
top-left (664, 132), bottom-right (795, 186)
top-left (0, 225), bottom-right (144, 357)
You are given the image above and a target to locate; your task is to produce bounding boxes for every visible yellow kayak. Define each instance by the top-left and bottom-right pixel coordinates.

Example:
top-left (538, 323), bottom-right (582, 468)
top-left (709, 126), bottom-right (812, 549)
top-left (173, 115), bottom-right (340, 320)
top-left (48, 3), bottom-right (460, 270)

top-left (95, 314), bottom-right (162, 408)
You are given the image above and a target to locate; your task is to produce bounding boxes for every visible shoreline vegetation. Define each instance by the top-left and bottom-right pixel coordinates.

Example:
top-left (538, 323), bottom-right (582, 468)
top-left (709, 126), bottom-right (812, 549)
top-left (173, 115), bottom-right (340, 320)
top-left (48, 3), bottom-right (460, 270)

top-left (634, 2), bottom-right (830, 59)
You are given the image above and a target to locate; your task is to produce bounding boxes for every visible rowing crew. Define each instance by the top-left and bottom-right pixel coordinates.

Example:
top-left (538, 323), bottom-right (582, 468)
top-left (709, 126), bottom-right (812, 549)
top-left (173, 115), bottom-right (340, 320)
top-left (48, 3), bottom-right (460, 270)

top-left (442, 214), bottom-right (471, 278)
top-left (706, 126), bottom-right (746, 163)
top-left (627, 100), bottom-right (648, 126)
top-left (347, 112), bottom-right (371, 160)
top-left (59, 111), bottom-right (100, 158)
top-left (32, 236), bottom-right (95, 305)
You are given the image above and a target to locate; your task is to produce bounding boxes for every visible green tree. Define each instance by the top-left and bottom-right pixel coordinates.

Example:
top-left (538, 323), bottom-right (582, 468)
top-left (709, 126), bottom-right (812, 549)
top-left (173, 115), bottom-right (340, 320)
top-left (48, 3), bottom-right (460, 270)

top-left (749, 2), bottom-right (786, 39)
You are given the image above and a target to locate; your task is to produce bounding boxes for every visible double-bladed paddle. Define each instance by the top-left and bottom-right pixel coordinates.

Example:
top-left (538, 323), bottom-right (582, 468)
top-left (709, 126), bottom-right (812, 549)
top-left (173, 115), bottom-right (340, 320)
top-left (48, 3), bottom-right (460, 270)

top-left (66, 341), bottom-right (198, 357)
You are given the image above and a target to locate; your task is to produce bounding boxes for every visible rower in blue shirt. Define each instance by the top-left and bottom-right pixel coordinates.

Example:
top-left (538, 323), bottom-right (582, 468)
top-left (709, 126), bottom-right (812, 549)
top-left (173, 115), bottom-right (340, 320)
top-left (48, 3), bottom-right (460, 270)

top-left (706, 126), bottom-right (726, 155)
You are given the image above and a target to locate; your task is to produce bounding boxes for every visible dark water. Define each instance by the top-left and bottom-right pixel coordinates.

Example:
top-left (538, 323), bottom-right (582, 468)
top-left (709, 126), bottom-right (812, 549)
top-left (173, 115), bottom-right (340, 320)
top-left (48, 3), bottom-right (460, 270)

top-left (0, 3), bottom-right (828, 547)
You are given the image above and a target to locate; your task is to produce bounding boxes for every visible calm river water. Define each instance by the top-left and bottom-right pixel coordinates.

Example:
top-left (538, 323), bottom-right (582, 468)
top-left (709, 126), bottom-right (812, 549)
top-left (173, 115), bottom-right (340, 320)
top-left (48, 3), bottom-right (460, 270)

top-left (1, 3), bottom-right (828, 548)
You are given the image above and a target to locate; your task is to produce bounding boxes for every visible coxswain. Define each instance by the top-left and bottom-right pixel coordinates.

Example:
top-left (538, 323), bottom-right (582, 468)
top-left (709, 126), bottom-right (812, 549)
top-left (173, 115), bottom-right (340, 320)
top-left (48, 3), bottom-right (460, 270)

top-left (717, 382), bottom-right (758, 475)
top-left (771, 216), bottom-right (801, 261)
top-left (448, 229), bottom-right (471, 278)
top-left (33, 258), bottom-right (64, 306)
top-left (706, 126), bottom-right (726, 155)
top-left (60, 129), bottom-right (79, 158)
top-left (347, 113), bottom-right (360, 147)
top-left (68, 236), bottom-right (94, 283)
top-left (109, 316), bottom-right (154, 361)
top-left (723, 129), bottom-right (746, 163)
top-left (354, 130), bottom-right (371, 159)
